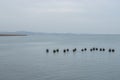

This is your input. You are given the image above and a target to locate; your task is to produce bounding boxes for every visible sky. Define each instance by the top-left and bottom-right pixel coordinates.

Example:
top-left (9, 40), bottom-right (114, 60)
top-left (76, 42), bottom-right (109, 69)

top-left (0, 0), bottom-right (120, 34)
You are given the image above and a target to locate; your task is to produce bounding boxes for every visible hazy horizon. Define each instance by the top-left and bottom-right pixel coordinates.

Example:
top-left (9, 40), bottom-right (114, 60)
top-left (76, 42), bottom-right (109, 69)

top-left (0, 31), bottom-right (120, 35)
top-left (0, 0), bottom-right (120, 34)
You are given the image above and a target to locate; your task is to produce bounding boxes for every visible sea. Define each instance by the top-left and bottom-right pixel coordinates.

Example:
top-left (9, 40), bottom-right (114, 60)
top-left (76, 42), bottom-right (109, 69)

top-left (0, 34), bottom-right (120, 80)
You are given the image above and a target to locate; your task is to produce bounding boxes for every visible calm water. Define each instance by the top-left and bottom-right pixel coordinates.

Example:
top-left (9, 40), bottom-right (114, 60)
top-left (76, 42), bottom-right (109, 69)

top-left (0, 34), bottom-right (120, 80)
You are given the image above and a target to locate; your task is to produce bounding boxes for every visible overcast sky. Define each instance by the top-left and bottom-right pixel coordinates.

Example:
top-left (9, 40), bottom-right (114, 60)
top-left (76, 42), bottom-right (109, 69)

top-left (0, 0), bottom-right (120, 34)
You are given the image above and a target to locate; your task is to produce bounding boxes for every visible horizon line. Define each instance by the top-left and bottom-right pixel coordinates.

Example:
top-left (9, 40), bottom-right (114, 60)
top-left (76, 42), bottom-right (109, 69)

top-left (0, 31), bottom-right (120, 35)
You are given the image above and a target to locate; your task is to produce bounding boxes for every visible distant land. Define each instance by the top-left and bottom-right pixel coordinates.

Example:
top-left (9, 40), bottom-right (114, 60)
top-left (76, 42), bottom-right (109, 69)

top-left (0, 31), bottom-right (120, 36)
top-left (0, 31), bottom-right (28, 36)
top-left (0, 34), bottom-right (27, 36)
top-left (0, 31), bottom-right (79, 36)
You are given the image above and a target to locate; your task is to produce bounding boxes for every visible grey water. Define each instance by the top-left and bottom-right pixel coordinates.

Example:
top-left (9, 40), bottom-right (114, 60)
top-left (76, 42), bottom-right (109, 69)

top-left (0, 34), bottom-right (120, 80)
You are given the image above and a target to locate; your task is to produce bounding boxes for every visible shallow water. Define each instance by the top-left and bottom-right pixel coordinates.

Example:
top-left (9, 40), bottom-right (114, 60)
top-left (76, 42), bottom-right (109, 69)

top-left (0, 34), bottom-right (120, 80)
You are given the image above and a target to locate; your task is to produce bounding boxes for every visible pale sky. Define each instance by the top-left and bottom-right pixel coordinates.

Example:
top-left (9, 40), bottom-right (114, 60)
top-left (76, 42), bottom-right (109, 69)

top-left (0, 0), bottom-right (120, 34)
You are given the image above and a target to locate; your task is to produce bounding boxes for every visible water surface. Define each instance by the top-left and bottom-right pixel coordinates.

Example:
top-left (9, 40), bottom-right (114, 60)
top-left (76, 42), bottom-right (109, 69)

top-left (0, 34), bottom-right (120, 80)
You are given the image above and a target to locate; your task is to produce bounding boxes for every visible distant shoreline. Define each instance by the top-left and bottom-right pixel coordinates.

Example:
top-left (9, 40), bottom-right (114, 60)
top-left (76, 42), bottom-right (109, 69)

top-left (0, 34), bottom-right (27, 36)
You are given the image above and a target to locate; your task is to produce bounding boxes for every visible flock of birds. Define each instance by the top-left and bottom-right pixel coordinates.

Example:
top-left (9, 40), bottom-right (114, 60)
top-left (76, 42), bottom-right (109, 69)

top-left (46, 47), bottom-right (115, 53)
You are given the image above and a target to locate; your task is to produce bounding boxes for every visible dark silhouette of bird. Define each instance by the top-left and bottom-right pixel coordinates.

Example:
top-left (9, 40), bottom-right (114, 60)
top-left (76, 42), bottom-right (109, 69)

top-left (100, 48), bottom-right (103, 51)
top-left (73, 48), bottom-right (77, 52)
top-left (96, 48), bottom-right (98, 51)
top-left (84, 48), bottom-right (87, 51)
top-left (81, 49), bottom-right (84, 52)
top-left (103, 48), bottom-right (105, 51)
top-left (112, 49), bottom-right (115, 52)
top-left (63, 49), bottom-right (66, 53)
top-left (66, 49), bottom-right (69, 52)
top-left (53, 50), bottom-right (56, 53)
top-left (93, 47), bottom-right (96, 51)
top-left (56, 49), bottom-right (59, 52)
top-left (46, 49), bottom-right (49, 53)
top-left (90, 49), bottom-right (93, 52)
top-left (108, 49), bottom-right (112, 52)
